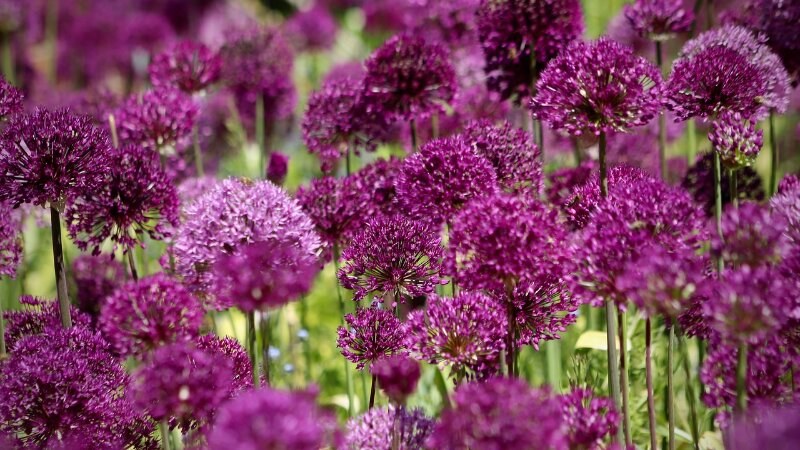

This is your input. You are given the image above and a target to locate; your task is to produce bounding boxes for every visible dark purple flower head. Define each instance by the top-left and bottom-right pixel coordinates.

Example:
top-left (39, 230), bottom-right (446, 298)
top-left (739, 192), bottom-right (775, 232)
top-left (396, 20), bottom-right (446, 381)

top-left (560, 387), bottom-right (619, 450)
top-left (338, 215), bottom-right (445, 303)
top-left (345, 156), bottom-right (404, 221)
top-left (531, 38), bottom-right (664, 136)
top-left (195, 334), bottom-right (253, 393)
top-left (607, 9), bottom-right (654, 58)
top-left (411, 0), bottom-right (480, 48)
top-left (460, 120), bottom-right (542, 193)
top-left (371, 355), bottom-right (421, 404)
top-left (708, 110), bottom-right (764, 169)
top-left (266, 151), bottom-right (288, 185)
top-left (65, 144), bottom-right (179, 255)
top-left (777, 174), bottom-right (800, 195)
top-left (771, 186), bottom-right (800, 246)
top-left (116, 88), bottom-right (199, 156)
top-left (727, 401), bottom-right (800, 450)
top-left (623, 0), bottom-right (694, 41)
top-left (744, 0), bottom-right (800, 80)
top-left (296, 176), bottom-right (360, 254)
top-left (397, 136), bottom-right (498, 227)
top-left (363, 33), bottom-right (456, 122)
top-left (284, 5), bottom-right (338, 53)
top-left (3, 295), bottom-right (92, 352)
top-left (149, 40), bottom-right (222, 94)
top-left (207, 387), bottom-right (341, 450)
top-left (564, 165), bottom-right (652, 229)
top-left (346, 406), bottom-right (434, 450)
top-left (0, 76), bottom-right (22, 120)
top-left (427, 377), bottom-right (567, 449)
top-left (337, 306), bottom-right (405, 370)
top-left (545, 160), bottom-right (597, 207)
top-left (405, 292), bottom-right (507, 380)
top-left (212, 239), bottom-right (319, 311)
top-left (0, 201), bottom-right (21, 277)
top-left (713, 202), bottom-right (789, 268)
top-left (0, 108), bottom-right (112, 208)
top-left (477, 0), bottom-right (584, 103)
top-left (511, 270), bottom-right (579, 349)
top-left (681, 152), bottom-right (765, 216)
top-left (71, 254), bottom-right (125, 318)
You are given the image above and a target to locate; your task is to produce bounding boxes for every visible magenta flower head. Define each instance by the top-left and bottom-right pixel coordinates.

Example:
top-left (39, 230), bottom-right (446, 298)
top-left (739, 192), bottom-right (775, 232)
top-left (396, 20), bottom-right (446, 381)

top-left (623, 0), bottom-right (693, 41)
top-left (427, 377), bottom-right (567, 449)
top-left (565, 165), bottom-right (652, 229)
top-left (712, 202), bottom-right (789, 268)
top-left (337, 307), bottom-right (405, 370)
top-left (338, 215), bottom-right (445, 303)
top-left (284, 5), bottom-right (338, 53)
top-left (100, 274), bottom-right (205, 358)
top-left (0, 201), bottom-right (21, 277)
top-left (560, 387), bottom-right (619, 450)
top-left (531, 38), bottom-right (664, 136)
top-left (405, 292), bottom-right (507, 380)
top-left (207, 387), bottom-right (341, 450)
top-left (346, 407), bottom-right (434, 450)
top-left (266, 151), bottom-right (288, 185)
top-left (545, 160), bottom-right (597, 207)
top-left (777, 174), bottom-right (800, 196)
top-left (727, 401), bottom-right (800, 450)
top-left (2, 295), bottom-right (92, 352)
top-left (363, 33), bottom-right (456, 122)
top-left (371, 355), bottom-right (421, 404)
top-left (196, 334), bottom-right (253, 393)
top-left (396, 136), bottom-right (498, 227)
top-left (212, 239), bottom-right (319, 311)
top-left (708, 110), bottom-right (764, 169)
top-left (745, 0), bottom-right (800, 79)
top-left (681, 152), bottom-right (765, 216)
top-left (345, 156), bottom-right (405, 220)
top-left (65, 144), bottom-right (179, 255)
top-left (116, 88), bottom-right (199, 156)
top-left (0, 76), bottom-right (22, 120)
top-left (511, 271), bottom-right (579, 349)
top-left (296, 176), bottom-right (360, 257)
top-left (71, 254), bottom-right (125, 318)
top-left (477, 0), bottom-right (584, 103)
top-left (149, 40), bottom-right (222, 94)
top-left (0, 108), bottom-right (112, 209)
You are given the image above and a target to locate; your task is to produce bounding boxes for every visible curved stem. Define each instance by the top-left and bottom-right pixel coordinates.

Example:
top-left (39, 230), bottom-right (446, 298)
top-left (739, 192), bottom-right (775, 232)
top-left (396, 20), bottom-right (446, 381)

top-left (618, 308), bottom-right (631, 447)
top-left (736, 343), bottom-right (748, 412)
top-left (668, 324), bottom-right (676, 450)
top-left (646, 318), bottom-right (658, 450)
top-left (605, 301), bottom-right (624, 446)
top-left (769, 111), bottom-right (778, 196)
top-left (50, 207), bottom-right (71, 328)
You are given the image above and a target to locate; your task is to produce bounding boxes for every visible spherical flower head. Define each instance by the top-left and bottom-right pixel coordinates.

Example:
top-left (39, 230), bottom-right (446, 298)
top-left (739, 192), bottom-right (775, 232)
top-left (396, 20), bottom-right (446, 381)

top-left (177, 175), bottom-right (218, 208)
top-left (173, 178), bottom-right (320, 299)
top-left (363, 33), bottom-right (456, 122)
top-left (149, 40), bottom-right (222, 94)
top-left (477, 0), bottom-right (584, 103)
top-left (745, 0), bottom-right (800, 79)
top-left (427, 377), bottom-right (567, 450)
top-left (196, 334), bottom-right (253, 393)
top-left (284, 6), bottom-right (338, 53)
top-left (623, 0), bottom-right (694, 41)
top-left (207, 387), bottom-right (341, 450)
top-left (0, 76), bottom-right (22, 120)
top-left (337, 307), bottom-right (405, 370)
top-left (344, 156), bottom-right (404, 221)
top-left (65, 144), bottom-right (179, 255)
top-left (712, 202), bottom-right (789, 268)
top-left (0, 108), bottom-right (112, 208)
top-left (511, 270), bottom-right (579, 349)
top-left (266, 151), bottom-right (288, 185)
top-left (405, 292), bottom-right (507, 380)
top-left (338, 215), bottom-right (445, 303)
top-left (560, 387), bottom-right (619, 450)
top-left (681, 152), bottom-right (765, 216)
top-left (130, 342), bottom-right (234, 427)
top-left (727, 401), bottom-right (800, 450)
top-left (116, 88), bottom-right (199, 156)
top-left (708, 111), bottom-right (764, 169)
top-left (771, 189), bottom-right (800, 247)
top-left (296, 176), bottom-right (360, 255)
top-left (447, 193), bottom-right (568, 293)
top-left (460, 120), bottom-right (542, 194)
top-left (531, 38), bottom-right (664, 136)
top-left (0, 201), bottom-right (21, 277)
top-left (346, 406), bottom-right (434, 450)
top-left (396, 136), bottom-right (499, 227)
top-left (777, 174), bottom-right (800, 196)
top-left (545, 160), bottom-right (597, 207)
top-left (413, 0), bottom-right (480, 48)
top-left (100, 274), bottom-right (204, 358)
top-left (371, 355), bottom-right (421, 404)
top-left (71, 254), bottom-right (125, 318)
top-left (3, 295), bottom-right (92, 352)
top-left (212, 239), bottom-right (319, 311)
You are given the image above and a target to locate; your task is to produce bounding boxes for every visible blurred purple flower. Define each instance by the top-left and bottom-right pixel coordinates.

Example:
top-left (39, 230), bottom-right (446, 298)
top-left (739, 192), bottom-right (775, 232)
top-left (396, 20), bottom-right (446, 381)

top-left (116, 88), bottom-right (199, 156)
top-left (71, 254), bottom-right (125, 318)
top-left (545, 160), bottom-right (597, 207)
top-left (0, 76), bottom-right (22, 120)
top-left (346, 406), bottom-right (434, 450)
top-left (3, 295), bottom-right (92, 352)
top-left (371, 355), bottom-right (421, 405)
top-left (560, 387), bottom-right (619, 450)
top-left (266, 151), bottom-right (288, 185)
top-left (0, 201), bottom-right (21, 277)
top-left (149, 40), bottom-right (222, 94)
top-left (337, 306), bottom-right (405, 370)
top-left (744, 0), bottom-right (800, 79)
top-left (196, 334), bottom-right (253, 393)
top-left (681, 152), bottom-right (765, 216)
top-left (296, 176), bottom-right (361, 258)
top-left (713, 202), bottom-right (789, 268)
top-left (623, 0), bottom-right (694, 41)
top-left (727, 401), bottom-right (800, 450)
top-left (284, 5), bottom-right (338, 53)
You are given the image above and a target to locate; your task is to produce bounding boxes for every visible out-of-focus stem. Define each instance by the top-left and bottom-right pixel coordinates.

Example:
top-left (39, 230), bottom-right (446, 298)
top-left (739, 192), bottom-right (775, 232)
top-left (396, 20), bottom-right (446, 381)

top-left (334, 245), bottom-right (355, 416)
top-left (681, 334), bottom-right (700, 450)
top-left (618, 308), bottom-right (631, 447)
top-left (108, 114), bottom-right (120, 149)
top-left (730, 169), bottom-right (738, 208)
top-left (645, 318), bottom-right (658, 450)
top-left (599, 133), bottom-right (608, 198)
top-left (247, 310), bottom-right (260, 387)
top-left (687, 119), bottom-right (697, 165)
top-left (668, 324), bottom-right (676, 450)
top-left (545, 340), bottom-right (561, 392)
top-left (0, 279), bottom-right (6, 357)
top-left (127, 251), bottom-right (139, 281)
top-left (769, 111), bottom-right (778, 196)
top-left (369, 374), bottom-right (377, 409)
top-left (260, 312), bottom-right (271, 386)
top-left (193, 125), bottom-right (204, 177)
top-left (1, 32), bottom-right (14, 85)
top-left (656, 41), bottom-right (667, 181)
top-left (159, 420), bottom-right (171, 450)
top-left (736, 343), bottom-right (748, 412)
top-left (256, 94), bottom-right (266, 178)
top-left (712, 152), bottom-right (724, 274)
top-left (50, 207), bottom-right (71, 328)
top-left (45, 0), bottom-right (59, 83)
top-left (410, 119), bottom-right (418, 152)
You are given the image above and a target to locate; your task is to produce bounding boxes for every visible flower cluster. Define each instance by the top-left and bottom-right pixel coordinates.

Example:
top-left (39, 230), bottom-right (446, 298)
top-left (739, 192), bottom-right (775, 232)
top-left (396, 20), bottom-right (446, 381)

top-left (337, 307), bottom-right (405, 370)
top-left (623, 0), bottom-right (693, 41)
top-left (115, 88), bottom-right (199, 155)
top-left (0, 201), bottom-right (21, 277)
top-left (2, 295), bottom-right (92, 352)
top-left (371, 355), bottom-right (421, 404)
top-left (0, 76), bottom-right (22, 119)
top-left (149, 40), bottom-right (222, 94)
top-left (346, 406), bottom-right (434, 450)
top-left (709, 110), bottom-right (764, 168)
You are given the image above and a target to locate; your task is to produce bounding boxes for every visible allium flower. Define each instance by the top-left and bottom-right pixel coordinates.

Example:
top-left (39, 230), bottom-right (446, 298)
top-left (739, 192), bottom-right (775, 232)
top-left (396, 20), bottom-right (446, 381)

top-left (0, 108), bottom-right (112, 208)
top-left (708, 110), bottom-right (764, 169)
top-left (772, 189), bottom-right (800, 247)
top-left (284, 6), bottom-right (338, 52)
top-left (411, 0), bottom-right (480, 48)
top-left (177, 175), bottom-right (218, 208)
top-left (346, 406), bottom-right (434, 450)
top-left (338, 216), bottom-right (445, 303)
top-left (560, 387), bottom-right (619, 450)
top-left (727, 401), bottom-right (800, 450)
top-left (212, 239), bottom-right (319, 311)
top-left (296, 176), bottom-right (361, 255)
top-left (545, 160), bottom-right (597, 207)
top-left (371, 355), bottom-right (421, 404)
top-left (266, 151), bottom-right (288, 185)
top-left (405, 292), bottom-right (507, 380)
top-left (713, 202), bottom-right (789, 268)
top-left (511, 271), bottom-right (579, 349)
top-left (623, 0), bottom-right (694, 41)
top-left (71, 254), bottom-right (125, 317)
top-left (460, 120), bottom-right (542, 193)
top-left (363, 33), bottom-right (456, 122)
top-left (0, 76), bottom-right (22, 119)
top-left (65, 144), bottom-right (179, 255)
top-left (3, 295), bottom-right (92, 352)
top-left (196, 334), bottom-right (253, 393)
top-left (531, 38), bottom-right (663, 136)
top-left (745, 0), bottom-right (800, 79)
top-left (396, 137), bottom-right (498, 227)
top-left (564, 165), bottom-right (652, 229)
top-left (116, 88), bottom-right (199, 156)
top-left (207, 388), bottom-right (341, 450)
top-left (607, 9), bottom-right (654, 58)
top-left (427, 378), bottom-right (567, 449)
top-left (345, 157), bottom-right (404, 220)
top-left (337, 307), bottom-right (405, 370)
top-left (173, 178), bottom-right (320, 297)
top-left (130, 342), bottom-right (234, 427)
top-left (477, 0), bottom-right (584, 102)
top-left (100, 274), bottom-right (204, 357)
top-left (149, 40), bottom-right (222, 94)
top-left (0, 201), bottom-right (21, 277)
top-left (681, 152), bottom-right (765, 215)
top-left (777, 174), bottom-right (800, 195)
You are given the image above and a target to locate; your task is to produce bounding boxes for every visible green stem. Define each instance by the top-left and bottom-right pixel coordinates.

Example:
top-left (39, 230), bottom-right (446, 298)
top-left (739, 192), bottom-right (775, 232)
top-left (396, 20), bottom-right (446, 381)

top-left (656, 42), bottom-right (667, 181)
top-left (769, 111), bottom-right (778, 196)
top-left (333, 245), bottom-right (355, 416)
top-left (1, 32), bottom-right (14, 84)
top-left (431, 114), bottom-right (440, 140)
top-left (736, 343), bottom-right (748, 412)
top-left (605, 301), bottom-right (624, 446)
top-left (680, 334), bottom-right (700, 450)
top-left (572, 138), bottom-right (582, 166)
top-left (618, 308), bottom-right (631, 448)
top-left (260, 312), bottom-right (271, 386)
top-left (687, 119), bottom-right (697, 165)
top-left (193, 124), bottom-right (204, 177)
top-left (668, 324), bottom-right (676, 450)
top-left (300, 296), bottom-right (312, 382)
top-left (247, 310), bottom-right (260, 387)
top-left (645, 318), bottom-right (658, 450)
top-left (127, 251), bottom-right (139, 281)
top-left (45, 0), bottom-right (58, 83)
top-left (0, 279), bottom-right (6, 357)
top-left (256, 94), bottom-right (266, 178)
top-left (713, 152), bottom-right (724, 275)
top-left (433, 366), bottom-right (452, 410)
top-left (730, 169), bottom-right (738, 208)
top-left (410, 119), bottom-right (418, 152)
top-left (369, 373), bottom-right (377, 409)
top-left (159, 420), bottom-right (171, 450)
top-left (50, 207), bottom-right (71, 328)
top-left (545, 340), bottom-right (561, 392)
top-left (599, 133), bottom-right (608, 198)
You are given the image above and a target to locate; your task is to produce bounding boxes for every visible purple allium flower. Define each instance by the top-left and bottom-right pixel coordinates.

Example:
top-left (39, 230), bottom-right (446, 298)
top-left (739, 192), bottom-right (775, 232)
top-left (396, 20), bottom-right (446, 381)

top-left (678, 292), bottom-right (713, 340)
top-left (149, 40), bottom-right (222, 94)
top-left (0, 327), bottom-right (153, 449)
top-left (0, 76), bottom-right (22, 120)
top-left (727, 401), bottom-right (800, 450)
top-left (477, 0), bottom-right (584, 103)
top-left (3, 295), bottom-right (92, 352)
top-left (100, 274), bottom-right (204, 357)
top-left (560, 387), bottom-right (619, 450)
top-left (772, 188), bottom-right (800, 248)
top-left (511, 271), bottom-right (579, 349)
top-left (545, 160), bottom-right (597, 207)
top-left (266, 151), bottom-right (288, 185)
top-left (338, 215), bottom-right (445, 303)
top-left (207, 387), bottom-right (341, 450)
top-left (212, 240), bottom-right (318, 311)
top-left (371, 355), bottom-right (421, 404)
top-left (411, 0), bottom-right (480, 48)
top-left (173, 178), bottom-right (320, 298)
top-left (346, 406), bottom-right (434, 450)
top-left (177, 175), bottom-right (218, 208)
top-left (564, 165), bottom-right (652, 229)
top-left (531, 38), bottom-right (664, 136)
top-left (427, 377), bottom-right (567, 449)
top-left (296, 176), bottom-right (360, 256)
top-left (623, 0), bottom-right (694, 41)
top-left (195, 334), bottom-right (253, 393)
top-left (0, 201), bottom-right (21, 277)
top-left (460, 120), bottom-right (542, 193)
top-left (681, 152), bottom-right (765, 216)
top-left (363, 33), bottom-right (456, 122)
top-left (345, 156), bottom-right (404, 220)
top-left (130, 342), bottom-right (234, 428)
top-left (778, 174), bottom-right (800, 196)
top-left (116, 88), bottom-right (199, 156)
top-left (405, 292), bottom-right (507, 380)
top-left (71, 254), bottom-right (125, 318)
top-left (713, 202), bottom-right (789, 268)
top-left (284, 5), bottom-right (338, 52)
top-left (607, 9), bottom-right (654, 58)
top-left (744, 0), bottom-right (800, 79)
top-left (65, 144), bottom-right (179, 255)
top-left (396, 136), bottom-right (498, 227)
top-left (708, 110), bottom-right (764, 169)
top-left (337, 307), bottom-right (405, 370)
top-left (0, 108), bottom-right (112, 208)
